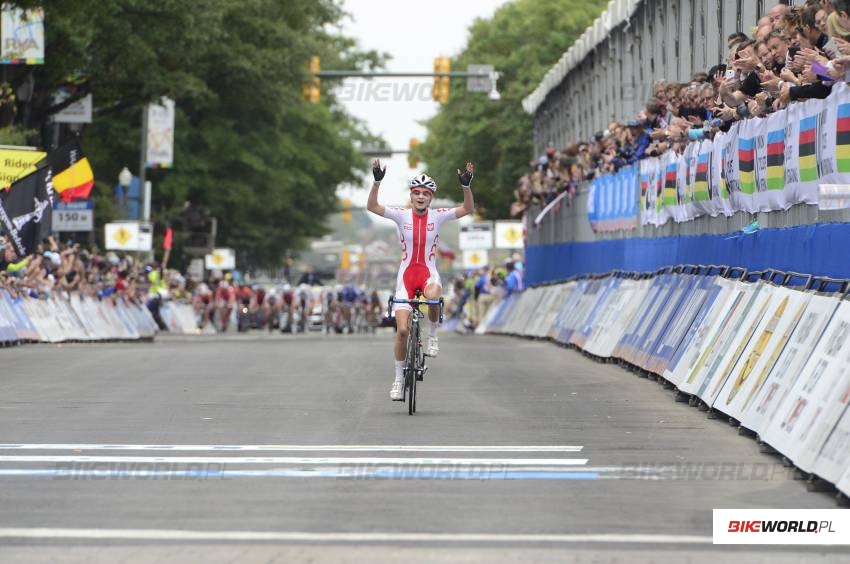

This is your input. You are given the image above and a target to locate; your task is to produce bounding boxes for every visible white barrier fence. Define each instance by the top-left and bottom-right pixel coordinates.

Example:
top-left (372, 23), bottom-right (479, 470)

top-left (0, 291), bottom-right (206, 344)
top-left (484, 268), bottom-right (850, 500)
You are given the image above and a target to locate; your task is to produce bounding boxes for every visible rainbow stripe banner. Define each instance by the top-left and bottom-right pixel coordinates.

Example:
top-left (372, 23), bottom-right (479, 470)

top-left (694, 152), bottom-right (710, 201)
top-left (836, 103), bottom-right (850, 173)
top-left (662, 161), bottom-right (678, 206)
top-left (738, 137), bottom-right (756, 195)
top-left (766, 129), bottom-right (785, 191)
top-left (799, 115), bottom-right (818, 183)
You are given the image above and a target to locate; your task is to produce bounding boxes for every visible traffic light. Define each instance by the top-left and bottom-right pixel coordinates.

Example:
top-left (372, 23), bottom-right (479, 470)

top-left (408, 138), bottom-right (419, 169)
top-left (439, 57), bottom-right (450, 104)
top-left (304, 55), bottom-right (320, 103)
top-left (341, 197), bottom-right (352, 224)
top-left (432, 57), bottom-right (450, 103)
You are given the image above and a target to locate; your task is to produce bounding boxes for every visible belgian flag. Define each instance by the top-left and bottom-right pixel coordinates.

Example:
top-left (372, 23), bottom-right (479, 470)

top-left (738, 137), bottom-right (756, 195)
top-left (49, 138), bottom-right (94, 202)
top-left (836, 103), bottom-right (850, 173)
top-left (798, 115), bottom-right (818, 183)
top-left (766, 129), bottom-right (785, 191)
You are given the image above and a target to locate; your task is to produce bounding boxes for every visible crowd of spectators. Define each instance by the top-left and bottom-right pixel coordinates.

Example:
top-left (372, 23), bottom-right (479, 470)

top-left (512, 0), bottom-right (850, 217)
top-left (446, 253), bottom-right (524, 331)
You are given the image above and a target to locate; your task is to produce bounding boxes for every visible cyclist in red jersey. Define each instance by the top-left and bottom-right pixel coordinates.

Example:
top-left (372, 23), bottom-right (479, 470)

top-left (367, 158), bottom-right (475, 401)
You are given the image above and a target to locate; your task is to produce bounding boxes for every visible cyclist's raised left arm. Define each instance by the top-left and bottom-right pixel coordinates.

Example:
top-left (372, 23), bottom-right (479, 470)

top-left (454, 162), bottom-right (475, 219)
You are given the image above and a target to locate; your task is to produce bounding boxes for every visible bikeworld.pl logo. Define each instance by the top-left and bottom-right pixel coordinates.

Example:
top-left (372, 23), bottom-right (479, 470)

top-left (727, 520), bottom-right (835, 534)
top-left (714, 509), bottom-right (848, 545)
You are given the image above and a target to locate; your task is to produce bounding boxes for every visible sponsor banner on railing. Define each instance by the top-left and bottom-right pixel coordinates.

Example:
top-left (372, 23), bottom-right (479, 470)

top-left (588, 164), bottom-right (639, 232)
top-left (632, 83), bottom-right (850, 226)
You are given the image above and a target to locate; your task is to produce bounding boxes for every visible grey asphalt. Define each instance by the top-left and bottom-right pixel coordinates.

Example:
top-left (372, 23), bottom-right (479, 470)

top-left (0, 330), bottom-right (847, 563)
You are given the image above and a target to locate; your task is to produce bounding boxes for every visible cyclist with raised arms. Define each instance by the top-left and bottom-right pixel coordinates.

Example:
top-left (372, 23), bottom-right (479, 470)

top-left (367, 158), bottom-right (475, 401)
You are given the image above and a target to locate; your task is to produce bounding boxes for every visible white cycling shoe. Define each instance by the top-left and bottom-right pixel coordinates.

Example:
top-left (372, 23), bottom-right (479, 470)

top-left (390, 380), bottom-right (404, 401)
top-left (426, 336), bottom-right (439, 357)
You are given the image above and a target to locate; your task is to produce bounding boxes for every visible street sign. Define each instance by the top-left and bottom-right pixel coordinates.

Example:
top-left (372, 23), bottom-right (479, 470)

top-left (205, 248), bottom-right (235, 270)
top-left (495, 221), bottom-right (524, 249)
top-left (466, 64), bottom-right (494, 93)
top-left (459, 222), bottom-right (493, 250)
top-left (104, 221), bottom-right (152, 251)
top-left (462, 250), bottom-right (488, 269)
top-left (52, 200), bottom-right (93, 232)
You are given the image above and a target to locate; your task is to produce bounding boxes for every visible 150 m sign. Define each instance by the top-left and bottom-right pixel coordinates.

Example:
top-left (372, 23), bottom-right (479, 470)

top-left (52, 200), bottom-right (94, 231)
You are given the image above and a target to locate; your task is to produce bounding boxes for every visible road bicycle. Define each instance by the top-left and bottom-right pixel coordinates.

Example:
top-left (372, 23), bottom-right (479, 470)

top-left (387, 291), bottom-right (444, 415)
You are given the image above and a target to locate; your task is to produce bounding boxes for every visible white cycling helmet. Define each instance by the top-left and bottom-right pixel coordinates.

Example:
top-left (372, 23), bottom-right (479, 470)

top-left (409, 173), bottom-right (437, 193)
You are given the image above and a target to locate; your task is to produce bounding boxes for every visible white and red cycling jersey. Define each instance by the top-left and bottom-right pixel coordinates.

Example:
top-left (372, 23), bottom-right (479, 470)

top-left (383, 206), bottom-right (456, 308)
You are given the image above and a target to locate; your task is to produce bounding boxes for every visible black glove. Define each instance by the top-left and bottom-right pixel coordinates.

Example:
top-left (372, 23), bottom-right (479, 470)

top-left (372, 163), bottom-right (386, 182)
top-left (457, 166), bottom-right (473, 188)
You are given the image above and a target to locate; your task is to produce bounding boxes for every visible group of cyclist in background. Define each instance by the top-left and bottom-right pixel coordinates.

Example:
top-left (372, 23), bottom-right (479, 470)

top-left (191, 275), bottom-right (386, 335)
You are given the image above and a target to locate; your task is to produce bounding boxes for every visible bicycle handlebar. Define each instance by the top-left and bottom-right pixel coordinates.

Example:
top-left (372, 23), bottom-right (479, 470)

top-left (386, 296), bottom-right (444, 324)
top-left (390, 298), bottom-right (443, 306)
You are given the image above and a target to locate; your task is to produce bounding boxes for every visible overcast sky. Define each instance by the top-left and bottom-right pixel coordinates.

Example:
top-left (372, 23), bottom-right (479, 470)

top-left (336, 0), bottom-right (511, 207)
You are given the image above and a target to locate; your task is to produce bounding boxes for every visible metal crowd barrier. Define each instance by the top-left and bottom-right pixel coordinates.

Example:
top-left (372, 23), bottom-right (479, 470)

top-left (483, 267), bottom-right (850, 503)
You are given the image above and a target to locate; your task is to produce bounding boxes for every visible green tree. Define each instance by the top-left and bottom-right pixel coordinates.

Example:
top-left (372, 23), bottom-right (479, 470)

top-left (418, 0), bottom-right (607, 218)
top-left (4, 0), bottom-right (387, 270)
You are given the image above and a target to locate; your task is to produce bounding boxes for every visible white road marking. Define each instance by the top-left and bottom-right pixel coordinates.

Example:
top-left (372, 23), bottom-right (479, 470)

top-left (0, 456), bottom-right (589, 466)
top-left (0, 444), bottom-right (582, 453)
top-left (0, 528), bottom-right (713, 544)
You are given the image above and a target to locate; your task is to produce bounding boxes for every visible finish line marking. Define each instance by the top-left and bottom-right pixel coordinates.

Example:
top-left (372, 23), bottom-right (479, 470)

top-left (0, 444), bottom-right (583, 453)
top-left (0, 528), bottom-right (713, 544)
top-left (0, 456), bottom-right (589, 466)
top-left (0, 468), bottom-right (603, 480)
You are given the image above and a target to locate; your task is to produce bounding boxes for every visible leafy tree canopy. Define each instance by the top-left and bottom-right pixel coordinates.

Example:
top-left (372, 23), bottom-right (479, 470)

top-left (4, 0), bottom-right (388, 269)
top-left (417, 0), bottom-right (607, 218)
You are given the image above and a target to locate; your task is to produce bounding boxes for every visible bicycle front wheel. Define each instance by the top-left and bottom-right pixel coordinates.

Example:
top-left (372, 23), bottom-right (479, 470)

top-left (407, 319), bottom-right (418, 415)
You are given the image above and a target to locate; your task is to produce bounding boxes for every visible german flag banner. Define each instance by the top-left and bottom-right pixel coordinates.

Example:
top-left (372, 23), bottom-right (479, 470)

top-left (49, 138), bottom-right (94, 202)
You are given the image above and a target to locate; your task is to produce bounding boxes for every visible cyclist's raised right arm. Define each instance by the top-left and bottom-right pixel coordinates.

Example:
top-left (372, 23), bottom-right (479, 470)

top-left (366, 159), bottom-right (386, 216)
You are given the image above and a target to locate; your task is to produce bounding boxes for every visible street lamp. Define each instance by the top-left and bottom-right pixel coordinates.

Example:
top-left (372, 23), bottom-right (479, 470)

top-left (488, 71), bottom-right (502, 102)
top-left (118, 166), bottom-right (132, 189)
top-left (118, 166), bottom-right (132, 218)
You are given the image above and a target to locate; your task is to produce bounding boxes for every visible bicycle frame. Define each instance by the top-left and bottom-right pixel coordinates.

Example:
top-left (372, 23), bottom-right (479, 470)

top-left (387, 292), bottom-right (444, 414)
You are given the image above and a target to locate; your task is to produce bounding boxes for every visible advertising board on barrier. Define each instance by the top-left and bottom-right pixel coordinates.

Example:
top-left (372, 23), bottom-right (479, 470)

top-left (713, 288), bottom-right (810, 422)
top-left (583, 279), bottom-right (644, 358)
top-left (741, 294), bottom-right (838, 436)
top-left (664, 278), bottom-right (735, 388)
top-left (633, 274), bottom-right (694, 371)
top-left (547, 281), bottom-right (580, 343)
top-left (616, 276), bottom-right (666, 364)
top-left (677, 282), bottom-right (753, 396)
top-left (652, 275), bottom-right (714, 375)
top-left (551, 280), bottom-right (590, 344)
top-left (759, 301), bottom-right (850, 462)
top-left (698, 284), bottom-right (775, 405)
top-left (571, 277), bottom-right (621, 351)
